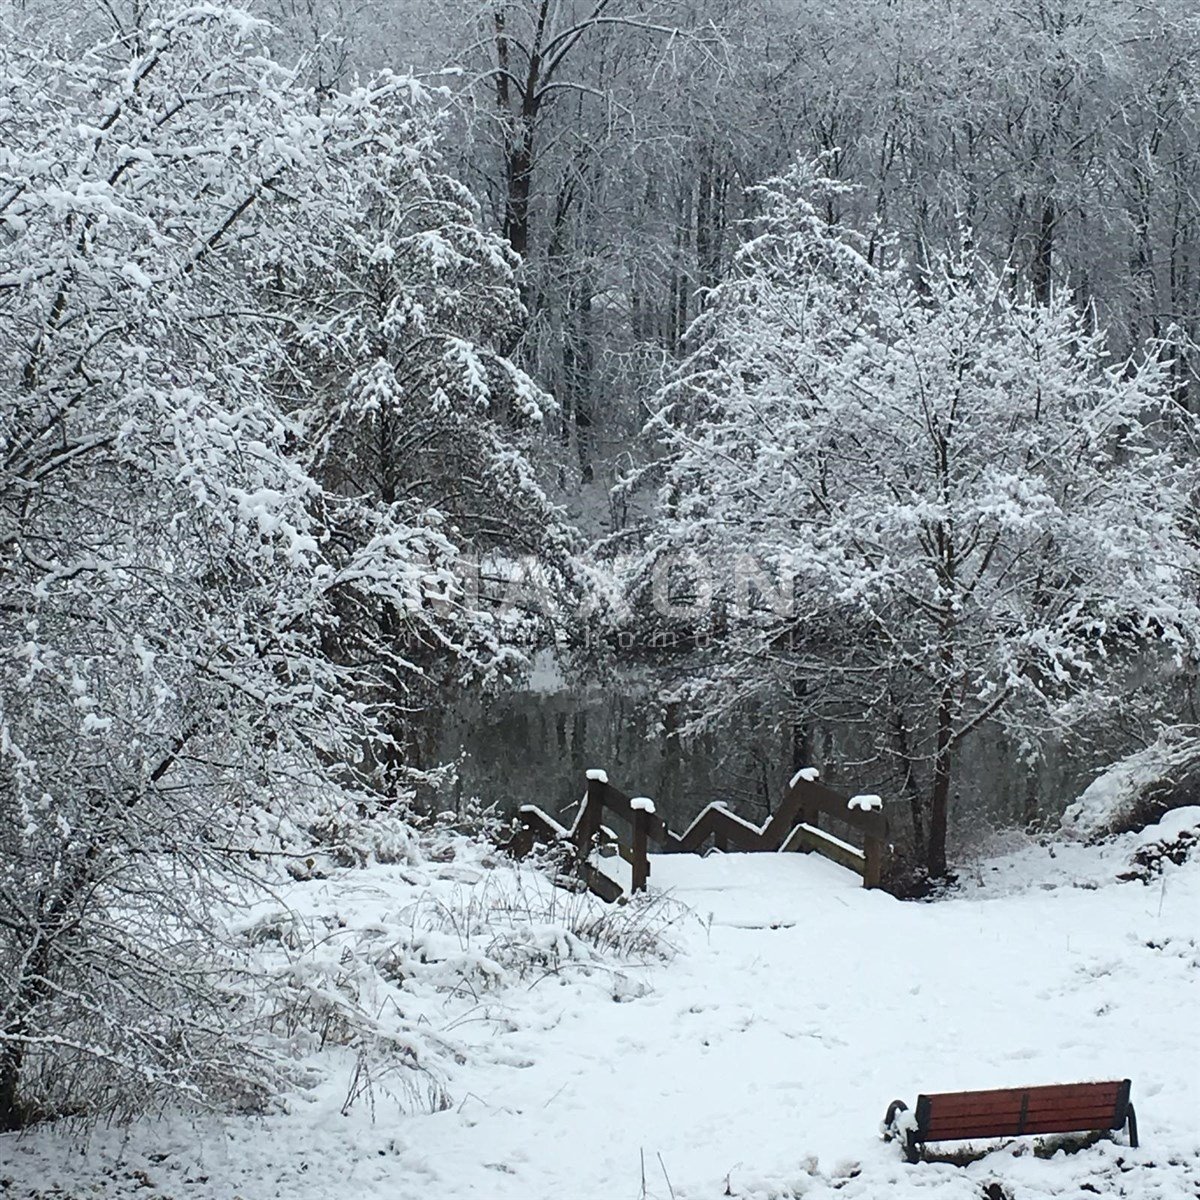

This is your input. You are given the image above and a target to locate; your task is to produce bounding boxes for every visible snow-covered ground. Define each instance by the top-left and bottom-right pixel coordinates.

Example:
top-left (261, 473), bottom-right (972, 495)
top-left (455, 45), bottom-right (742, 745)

top-left (4, 813), bottom-right (1199, 1200)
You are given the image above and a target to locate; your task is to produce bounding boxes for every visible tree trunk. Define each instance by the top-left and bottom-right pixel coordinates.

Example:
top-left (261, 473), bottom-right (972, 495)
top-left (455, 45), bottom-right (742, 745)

top-left (892, 710), bottom-right (926, 855)
top-left (504, 123), bottom-right (535, 261)
top-left (0, 920), bottom-right (59, 1131)
top-left (1022, 769), bottom-right (1039, 830)
top-left (1032, 197), bottom-right (1055, 305)
top-left (0, 1040), bottom-right (25, 1133)
top-left (660, 700), bottom-right (681, 816)
top-left (926, 689), bottom-right (954, 878)
top-left (790, 678), bottom-right (809, 775)
top-left (906, 774), bottom-right (926, 859)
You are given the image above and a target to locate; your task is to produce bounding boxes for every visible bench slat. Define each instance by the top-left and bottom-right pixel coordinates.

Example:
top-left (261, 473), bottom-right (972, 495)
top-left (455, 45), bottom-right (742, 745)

top-left (926, 1108), bottom-right (1126, 1138)
top-left (1020, 1114), bottom-right (1127, 1135)
top-left (926, 1103), bottom-right (1125, 1127)
top-left (925, 1097), bottom-right (1123, 1123)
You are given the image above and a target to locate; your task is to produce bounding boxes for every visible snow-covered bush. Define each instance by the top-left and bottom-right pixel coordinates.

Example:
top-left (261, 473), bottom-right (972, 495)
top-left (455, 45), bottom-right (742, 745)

top-left (0, 6), bottom-right (570, 1129)
top-left (1120, 806), bottom-right (1200, 881)
top-left (238, 837), bottom-right (682, 1114)
top-left (633, 160), bottom-right (1200, 879)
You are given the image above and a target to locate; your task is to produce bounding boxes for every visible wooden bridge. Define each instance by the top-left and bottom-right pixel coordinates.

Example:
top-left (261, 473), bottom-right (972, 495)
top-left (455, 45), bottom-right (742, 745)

top-left (507, 768), bottom-right (890, 901)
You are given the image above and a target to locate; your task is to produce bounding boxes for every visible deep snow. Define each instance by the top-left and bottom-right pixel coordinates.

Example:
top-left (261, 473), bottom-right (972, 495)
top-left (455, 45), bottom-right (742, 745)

top-left (3, 814), bottom-right (1199, 1200)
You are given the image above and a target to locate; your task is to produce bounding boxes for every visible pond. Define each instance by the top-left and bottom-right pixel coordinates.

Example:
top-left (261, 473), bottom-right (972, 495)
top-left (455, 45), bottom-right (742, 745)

top-left (436, 654), bottom-right (1091, 853)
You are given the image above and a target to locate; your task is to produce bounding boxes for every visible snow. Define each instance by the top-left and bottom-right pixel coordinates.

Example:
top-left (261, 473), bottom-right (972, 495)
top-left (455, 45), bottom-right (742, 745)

top-left (1061, 732), bottom-right (1200, 838)
top-left (516, 803), bottom-right (571, 839)
top-left (585, 768), bottom-right (608, 783)
top-left (790, 766), bottom-right (821, 786)
top-left (120, 261), bottom-right (153, 289)
top-left (525, 647), bottom-right (567, 694)
top-left (631, 795), bottom-right (656, 813)
top-left (682, 801), bottom-right (761, 842)
top-left (1147, 804), bottom-right (1200, 841)
top-left (887, 1104), bottom-right (920, 1140)
top-left (780, 821), bottom-right (865, 861)
top-left (848, 793), bottom-right (883, 811)
top-left (6, 818), bottom-right (1200, 1200)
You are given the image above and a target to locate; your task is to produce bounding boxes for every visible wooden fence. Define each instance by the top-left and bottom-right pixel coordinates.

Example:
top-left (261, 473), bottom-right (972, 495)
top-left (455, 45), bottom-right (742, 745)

top-left (507, 769), bottom-right (890, 901)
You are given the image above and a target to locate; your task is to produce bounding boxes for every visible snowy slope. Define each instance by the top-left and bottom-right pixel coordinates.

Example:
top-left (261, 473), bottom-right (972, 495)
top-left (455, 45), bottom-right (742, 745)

top-left (4, 817), bottom-right (1199, 1200)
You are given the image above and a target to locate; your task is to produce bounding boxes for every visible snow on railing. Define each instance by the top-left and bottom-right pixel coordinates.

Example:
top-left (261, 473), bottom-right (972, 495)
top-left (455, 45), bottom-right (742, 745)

top-left (848, 794), bottom-right (883, 812)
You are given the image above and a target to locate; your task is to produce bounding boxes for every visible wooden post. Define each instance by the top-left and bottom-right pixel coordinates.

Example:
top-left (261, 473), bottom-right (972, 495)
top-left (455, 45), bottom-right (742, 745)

top-left (507, 818), bottom-right (535, 859)
top-left (631, 806), bottom-right (649, 893)
top-left (576, 773), bottom-right (606, 859)
top-left (629, 796), bottom-right (655, 894)
top-left (802, 788), bottom-right (820, 832)
top-left (863, 834), bottom-right (886, 890)
top-left (794, 784), bottom-right (819, 855)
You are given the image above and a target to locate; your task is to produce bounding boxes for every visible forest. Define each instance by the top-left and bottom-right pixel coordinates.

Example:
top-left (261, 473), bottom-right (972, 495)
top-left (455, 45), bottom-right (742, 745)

top-left (2, 0), bottom-right (1200, 1166)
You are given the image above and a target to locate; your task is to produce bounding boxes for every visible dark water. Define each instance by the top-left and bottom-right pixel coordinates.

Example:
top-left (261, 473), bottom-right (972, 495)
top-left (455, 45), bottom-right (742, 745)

top-left (441, 679), bottom-right (788, 832)
top-left (437, 662), bottom-right (1090, 851)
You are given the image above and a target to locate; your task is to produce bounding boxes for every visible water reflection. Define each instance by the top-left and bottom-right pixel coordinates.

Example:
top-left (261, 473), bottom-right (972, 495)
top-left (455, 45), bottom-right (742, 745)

top-left (436, 663), bottom-right (1088, 849)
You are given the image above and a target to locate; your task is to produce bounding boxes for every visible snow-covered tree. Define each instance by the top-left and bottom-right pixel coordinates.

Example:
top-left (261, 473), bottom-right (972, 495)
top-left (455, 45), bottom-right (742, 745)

top-left (0, 6), bottom-right (569, 1127)
top-left (256, 66), bottom-right (580, 774)
top-left (636, 163), bottom-right (1200, 878)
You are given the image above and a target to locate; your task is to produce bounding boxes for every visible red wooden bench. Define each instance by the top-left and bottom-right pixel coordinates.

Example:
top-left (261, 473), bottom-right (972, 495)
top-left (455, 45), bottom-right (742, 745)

top-left (882, 1080), bottom-right (1137, 1162)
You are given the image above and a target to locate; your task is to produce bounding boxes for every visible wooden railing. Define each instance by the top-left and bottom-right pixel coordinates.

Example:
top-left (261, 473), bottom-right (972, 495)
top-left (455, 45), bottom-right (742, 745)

top-left (507, 768), bottom-right (890, 900)
top-left (505, 771), bottom-right (666, 903)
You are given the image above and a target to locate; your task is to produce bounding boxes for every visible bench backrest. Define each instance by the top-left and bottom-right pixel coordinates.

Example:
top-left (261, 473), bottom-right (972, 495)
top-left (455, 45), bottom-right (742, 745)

top-left (916, 1080), bottom-right (1131, 1143)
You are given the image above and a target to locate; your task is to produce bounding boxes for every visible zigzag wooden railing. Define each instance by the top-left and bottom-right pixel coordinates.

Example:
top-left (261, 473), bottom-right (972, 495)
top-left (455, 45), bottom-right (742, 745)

top-left (507, 768), bottom-right (889, 902)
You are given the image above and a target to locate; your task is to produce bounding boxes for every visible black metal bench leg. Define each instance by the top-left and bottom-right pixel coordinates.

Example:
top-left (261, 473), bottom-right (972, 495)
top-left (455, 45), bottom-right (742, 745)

top-left (882, 1099), bottom-right (922, 1163)
top-left (883, 1099), bottom-right (907, 1132)
top-left (1125, 1103), bottom-right (1138, 1149)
